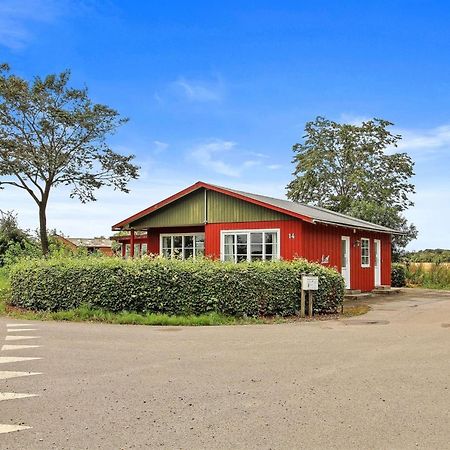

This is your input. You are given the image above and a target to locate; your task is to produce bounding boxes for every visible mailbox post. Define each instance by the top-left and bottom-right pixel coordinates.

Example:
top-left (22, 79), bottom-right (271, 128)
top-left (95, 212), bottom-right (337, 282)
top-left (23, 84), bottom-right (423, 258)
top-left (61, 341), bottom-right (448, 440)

top-left (300, 275), bottom-right (319, 318)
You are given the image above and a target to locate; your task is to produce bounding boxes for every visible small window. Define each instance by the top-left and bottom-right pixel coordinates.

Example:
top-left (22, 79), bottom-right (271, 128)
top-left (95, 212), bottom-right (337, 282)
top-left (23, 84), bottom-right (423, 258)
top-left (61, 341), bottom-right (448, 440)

top-left (141, 243), bottom-right (148, 256)
top-left (361, 238), bottom-right (370, 267)
top-left (160, 234), bottom-right (205, 260)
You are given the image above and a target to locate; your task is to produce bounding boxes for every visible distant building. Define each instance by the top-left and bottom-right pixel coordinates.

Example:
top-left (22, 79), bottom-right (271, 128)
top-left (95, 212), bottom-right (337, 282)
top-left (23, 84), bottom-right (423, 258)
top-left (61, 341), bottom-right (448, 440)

top-left (55, 235), bottom-right (114, 256)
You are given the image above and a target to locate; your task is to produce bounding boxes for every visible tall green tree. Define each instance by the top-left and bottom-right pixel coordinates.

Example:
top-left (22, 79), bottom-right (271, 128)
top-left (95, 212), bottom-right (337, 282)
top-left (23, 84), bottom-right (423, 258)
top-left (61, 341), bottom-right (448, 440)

top-left (0, 64), bottom-right (139, 254)
top-left (286, 117), bottom-right (417, 259)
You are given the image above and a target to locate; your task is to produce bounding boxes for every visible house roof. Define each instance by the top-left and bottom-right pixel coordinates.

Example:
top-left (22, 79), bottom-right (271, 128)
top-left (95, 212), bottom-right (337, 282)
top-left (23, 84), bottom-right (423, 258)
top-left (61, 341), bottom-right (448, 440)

top-left (112, 181), bottom-right (400, 234)
top-left (61, 237), bottom-right (113, 248)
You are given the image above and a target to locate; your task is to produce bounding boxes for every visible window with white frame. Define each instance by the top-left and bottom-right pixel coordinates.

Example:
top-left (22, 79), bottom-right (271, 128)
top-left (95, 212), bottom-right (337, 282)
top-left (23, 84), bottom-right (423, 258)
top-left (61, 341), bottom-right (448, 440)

top-left (361, 238), bottom-right (370, 267)
top-left (221, 229), bottom-right (279, 262)
top-left (160, 233), bottom-right (205, 259)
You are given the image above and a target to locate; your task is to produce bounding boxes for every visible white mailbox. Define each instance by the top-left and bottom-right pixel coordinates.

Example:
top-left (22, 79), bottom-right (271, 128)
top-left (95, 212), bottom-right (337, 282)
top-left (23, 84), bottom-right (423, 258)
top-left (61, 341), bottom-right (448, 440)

top-left (302, 275), bottom-right (319, 291)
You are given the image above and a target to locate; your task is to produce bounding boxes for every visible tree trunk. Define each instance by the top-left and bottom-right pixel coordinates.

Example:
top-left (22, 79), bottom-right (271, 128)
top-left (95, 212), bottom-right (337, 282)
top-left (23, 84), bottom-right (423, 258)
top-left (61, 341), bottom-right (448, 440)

top-left (39, 202), bottom-right (49, 256)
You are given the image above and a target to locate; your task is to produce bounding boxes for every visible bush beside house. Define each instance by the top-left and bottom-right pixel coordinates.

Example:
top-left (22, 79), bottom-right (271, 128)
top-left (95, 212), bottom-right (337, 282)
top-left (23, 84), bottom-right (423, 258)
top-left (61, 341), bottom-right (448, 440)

top-left (391, 263), bottom-right (407, 287)
top-left (10, 258), bottom-right (344, 317)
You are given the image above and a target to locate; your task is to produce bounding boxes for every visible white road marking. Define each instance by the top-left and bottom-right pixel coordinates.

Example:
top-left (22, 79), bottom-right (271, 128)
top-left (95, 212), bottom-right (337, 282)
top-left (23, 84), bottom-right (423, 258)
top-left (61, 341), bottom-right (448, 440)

top-left (0, 356), bottom-right (42, 364)
top-left (0, 392), bottom-right (38, 401)
top-left (1, 344), bottom-right (41, 351)
top-left (0, 424), bottom-right (32, 434)
top-left (0, 371), bottom-right (42, 380)
top-left (0, 325), bottom-right (43, 436)
top-left (7, 328), bottom-right (38, 332)
top-left (5, 335), bottom-right (40, 341)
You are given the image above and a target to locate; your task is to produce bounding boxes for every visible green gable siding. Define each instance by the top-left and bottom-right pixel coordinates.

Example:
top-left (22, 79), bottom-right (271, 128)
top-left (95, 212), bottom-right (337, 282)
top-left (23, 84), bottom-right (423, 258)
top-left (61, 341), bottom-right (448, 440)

top-left (206, 190), bottom-right (289, 223)
top-left (126, 188), bottom-right (291, 229)
top-left (130, 189), bottom-right (205, 229)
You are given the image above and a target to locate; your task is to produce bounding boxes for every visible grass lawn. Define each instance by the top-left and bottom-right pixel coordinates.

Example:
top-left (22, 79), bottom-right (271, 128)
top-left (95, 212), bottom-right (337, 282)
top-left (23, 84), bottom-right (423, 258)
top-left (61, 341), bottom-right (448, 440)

top-left (0, 269), bottom-right (8, 290)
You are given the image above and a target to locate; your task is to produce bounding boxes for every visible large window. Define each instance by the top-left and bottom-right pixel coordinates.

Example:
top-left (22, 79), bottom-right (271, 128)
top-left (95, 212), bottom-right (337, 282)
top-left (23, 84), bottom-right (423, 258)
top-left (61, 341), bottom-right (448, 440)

top-left (160, 233), bottom-right (205, 259)
top-left (361, 238), bottom-right (370, 267)
top-left (221, 229), bottom-right (279, 262)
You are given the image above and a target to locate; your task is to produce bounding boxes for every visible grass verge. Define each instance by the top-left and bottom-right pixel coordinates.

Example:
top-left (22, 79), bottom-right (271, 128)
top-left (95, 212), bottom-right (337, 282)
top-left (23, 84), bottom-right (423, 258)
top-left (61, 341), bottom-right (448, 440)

top-left (341, 304), bottom-right (371, 317)
top-left (1, 300), bottom-right (265, 326)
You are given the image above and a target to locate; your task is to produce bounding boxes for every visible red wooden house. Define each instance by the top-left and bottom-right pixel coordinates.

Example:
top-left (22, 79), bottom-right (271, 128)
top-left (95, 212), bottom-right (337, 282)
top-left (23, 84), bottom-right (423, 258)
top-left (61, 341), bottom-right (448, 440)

top-left (112, 181), bottom-right (399, 291)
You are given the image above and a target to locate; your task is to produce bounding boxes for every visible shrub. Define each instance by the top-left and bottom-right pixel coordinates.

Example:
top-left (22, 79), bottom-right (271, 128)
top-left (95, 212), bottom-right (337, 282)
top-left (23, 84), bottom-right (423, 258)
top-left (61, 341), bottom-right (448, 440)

top-left (391, 263), bottom-right (406, 287)
top-left (9, 257), bottom-right (344, 316)
top-left (406, 263), bottom-right (450, 289)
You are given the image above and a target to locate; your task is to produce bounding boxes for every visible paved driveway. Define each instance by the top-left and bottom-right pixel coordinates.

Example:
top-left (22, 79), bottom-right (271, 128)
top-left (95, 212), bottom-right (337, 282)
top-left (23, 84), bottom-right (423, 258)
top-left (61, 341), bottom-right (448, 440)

top-left (0, 289), bottom-right (449, 449)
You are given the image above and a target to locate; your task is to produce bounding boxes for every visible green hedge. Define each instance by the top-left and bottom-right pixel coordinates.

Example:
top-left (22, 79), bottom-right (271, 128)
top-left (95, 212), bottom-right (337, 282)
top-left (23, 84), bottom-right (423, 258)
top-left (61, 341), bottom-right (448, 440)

top-left (9, 257), bottom-right (344, 317)
top-left (391, 263), bottom-right (406, 287)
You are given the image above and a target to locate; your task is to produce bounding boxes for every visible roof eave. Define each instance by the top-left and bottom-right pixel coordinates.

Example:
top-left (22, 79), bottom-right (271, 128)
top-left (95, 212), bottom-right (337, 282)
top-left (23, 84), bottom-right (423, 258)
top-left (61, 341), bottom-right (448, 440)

top-left (312, 219), bottom-right (403, 235)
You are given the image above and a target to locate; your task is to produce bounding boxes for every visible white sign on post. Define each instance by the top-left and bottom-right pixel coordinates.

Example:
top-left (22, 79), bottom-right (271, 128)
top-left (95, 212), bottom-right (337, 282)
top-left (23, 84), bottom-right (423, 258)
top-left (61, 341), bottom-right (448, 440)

top-left (302, 275), bottom-right (319, 291)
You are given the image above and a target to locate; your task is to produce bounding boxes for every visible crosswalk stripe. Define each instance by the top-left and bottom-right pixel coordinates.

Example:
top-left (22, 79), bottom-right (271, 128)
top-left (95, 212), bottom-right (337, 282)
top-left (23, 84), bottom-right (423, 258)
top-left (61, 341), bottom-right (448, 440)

top-left (5, 335), bottom-right (40, 341)
top-left (0, 424), bottom-right (32, 434)
top-left (7, 328), bottom-right (38, 332)
top-left (0, 356), bottom-right (42, 364)
top-left (0, 392), bottom-right (38, 401)
top-left (0, 371), bottom-right (42, 380)
top-left (1, 344), bottom-right (41, 351)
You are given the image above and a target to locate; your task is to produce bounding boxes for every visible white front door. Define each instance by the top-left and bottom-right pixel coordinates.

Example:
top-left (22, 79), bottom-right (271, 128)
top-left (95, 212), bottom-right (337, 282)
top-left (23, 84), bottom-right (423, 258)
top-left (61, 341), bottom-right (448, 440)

top-left (374, 239), bottom-right (381, 287)
top-left (341, 236), bottom-right (351, 289)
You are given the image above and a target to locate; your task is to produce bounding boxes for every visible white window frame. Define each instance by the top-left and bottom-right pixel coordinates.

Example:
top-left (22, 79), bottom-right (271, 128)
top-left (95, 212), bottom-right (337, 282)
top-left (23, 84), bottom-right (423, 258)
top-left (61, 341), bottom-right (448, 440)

top-left (361, 238), bottom-right (370, 268)
top-left (159, 233), bottom-right (205, 260)
top-left (220, 228), bottom-right (280, 262)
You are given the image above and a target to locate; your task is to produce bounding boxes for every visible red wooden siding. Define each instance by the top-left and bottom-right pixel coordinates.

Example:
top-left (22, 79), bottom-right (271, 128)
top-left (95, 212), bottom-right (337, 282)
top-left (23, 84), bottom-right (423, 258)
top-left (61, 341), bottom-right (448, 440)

top-left (117, 220), bottom-right (391, 291)
top-left (205, 220), bottom-right (302, 260)
top-left (301, 222), bottom-right (391, 291)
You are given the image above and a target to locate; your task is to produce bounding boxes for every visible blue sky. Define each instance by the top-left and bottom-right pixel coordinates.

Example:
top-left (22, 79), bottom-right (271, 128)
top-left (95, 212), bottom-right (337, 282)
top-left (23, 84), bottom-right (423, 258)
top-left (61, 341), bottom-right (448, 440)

top-left (1, 0), bottom-right (449, 249)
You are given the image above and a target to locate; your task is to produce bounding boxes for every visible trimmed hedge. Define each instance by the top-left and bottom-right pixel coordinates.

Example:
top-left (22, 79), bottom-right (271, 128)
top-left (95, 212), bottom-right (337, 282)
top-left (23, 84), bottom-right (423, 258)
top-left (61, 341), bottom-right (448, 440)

top-left (10, 257), bottom-right (344, 317)
top-left (391, 263), bottom-right (406, 287)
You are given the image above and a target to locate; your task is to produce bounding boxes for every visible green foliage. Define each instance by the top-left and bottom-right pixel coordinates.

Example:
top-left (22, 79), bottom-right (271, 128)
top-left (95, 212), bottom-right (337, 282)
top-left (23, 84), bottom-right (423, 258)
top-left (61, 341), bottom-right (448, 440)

top-left (404, 249), bottom-right (450, 263)
top-left (0, 268), bottom-right (10, 314)
top-left (0, 210), bottom-right (35, 266)
top-left (391, 263), bottom-right (407, 287)
top-left (9, 257), bottom-right (344, 316)
top-left (287, 117), bottom-right (417, 255)
top-left (406, 263), bottom-right (450, 290)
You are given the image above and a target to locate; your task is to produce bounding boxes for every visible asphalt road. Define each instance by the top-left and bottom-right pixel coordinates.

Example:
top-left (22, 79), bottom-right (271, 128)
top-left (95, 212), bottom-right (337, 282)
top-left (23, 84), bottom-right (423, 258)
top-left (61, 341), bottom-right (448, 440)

top-left (0, 289), bottom-right (449, 449)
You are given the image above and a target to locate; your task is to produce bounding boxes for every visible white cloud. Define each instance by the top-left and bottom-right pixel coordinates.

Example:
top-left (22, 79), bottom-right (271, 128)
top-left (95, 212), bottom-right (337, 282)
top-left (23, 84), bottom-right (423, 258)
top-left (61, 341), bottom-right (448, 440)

top-left (190, 140), bottom-right (240, 177)
top-left (153, 140), bottom-right (169, 154)
top-left (0, 0), bottom-right (61, 50)
top-left (397, 125), bottom-right (450, 152)
top-left (154, 75), bottom-right (226, 106)
top-left (169, 76), bottom-right (224, 102)
top-left (267, 164), bottom-right (282, 170)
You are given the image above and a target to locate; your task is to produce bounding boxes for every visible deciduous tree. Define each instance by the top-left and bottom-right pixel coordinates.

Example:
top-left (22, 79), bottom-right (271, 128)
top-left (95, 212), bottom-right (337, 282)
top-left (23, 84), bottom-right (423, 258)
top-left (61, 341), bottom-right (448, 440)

top-left (287, 116), bottom-right (417, 258)
top-left (0, 64), bottom-right (139, 254)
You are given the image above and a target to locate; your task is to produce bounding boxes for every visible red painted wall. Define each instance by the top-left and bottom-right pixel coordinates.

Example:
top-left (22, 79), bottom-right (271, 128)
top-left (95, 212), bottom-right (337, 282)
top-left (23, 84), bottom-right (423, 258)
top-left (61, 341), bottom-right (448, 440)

top-left (301, 222), bottom-right (391, 291)
top-left (205, 220), bottom-right (302, 260)
top-left (118, 221), bottom-right (391, 291)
